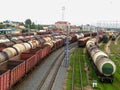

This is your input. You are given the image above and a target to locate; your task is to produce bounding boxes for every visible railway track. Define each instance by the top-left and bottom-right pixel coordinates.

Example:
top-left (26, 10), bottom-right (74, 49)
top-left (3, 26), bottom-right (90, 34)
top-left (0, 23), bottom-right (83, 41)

top-left (37, 50), bottom-right (64, 90)
top-left (79, 50), bottom-right (83, 90)
top-left (37, 42), bottom-right (77, 90)
top-left (71, 49), bottom-right (75, 90)
top-left (71, 48), bottom-right (84, 90)
top-left (10, 42), bottom-right (77, 90)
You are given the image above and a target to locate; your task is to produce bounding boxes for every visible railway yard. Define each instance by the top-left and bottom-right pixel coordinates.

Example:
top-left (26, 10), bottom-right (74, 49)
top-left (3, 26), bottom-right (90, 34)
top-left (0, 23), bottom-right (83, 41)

top-left (0, 31), bottom-right (120, 90)
top-left (1, 0), bottom-right (120, 89)
top-left (65, 32), bottom-right (120, 90)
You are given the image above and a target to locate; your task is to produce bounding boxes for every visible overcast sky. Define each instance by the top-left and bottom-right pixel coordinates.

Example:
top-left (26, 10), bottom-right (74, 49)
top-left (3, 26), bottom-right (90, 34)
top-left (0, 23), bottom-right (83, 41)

top-left (0, 0), bottom-right (120, 25)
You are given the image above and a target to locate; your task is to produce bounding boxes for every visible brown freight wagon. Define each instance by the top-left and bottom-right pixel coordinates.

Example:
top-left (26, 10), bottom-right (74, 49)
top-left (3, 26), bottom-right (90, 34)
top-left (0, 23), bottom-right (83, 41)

top-left (78, 36), bottom-right (91, 47)
top-left (28, 48), bottom-right (43, 63)
top-left (0, 70), bottom-right (10, 90)
top-left (21, 47), bottom-right (42, 64)
top-left (10, 53), bottom-right (37, 73)
top-left (41, 46), bottom-right (51, 59)
top-left (0, 61), bottom-right (25, 88)
top-left (20, 54), bottom-right (37, 73)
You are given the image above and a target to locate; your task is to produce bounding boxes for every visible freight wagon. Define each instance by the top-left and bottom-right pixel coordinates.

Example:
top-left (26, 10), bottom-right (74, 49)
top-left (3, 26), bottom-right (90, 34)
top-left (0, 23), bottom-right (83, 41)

top-left (77, 32), bottom-right (98, 47)
top-left (78, 36), bottom-right (91, 47)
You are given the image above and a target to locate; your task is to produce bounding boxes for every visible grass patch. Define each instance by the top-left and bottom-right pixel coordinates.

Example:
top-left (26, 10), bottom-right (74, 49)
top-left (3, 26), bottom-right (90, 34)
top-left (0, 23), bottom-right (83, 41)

top-left (66, 48), bottom-right (88, 90)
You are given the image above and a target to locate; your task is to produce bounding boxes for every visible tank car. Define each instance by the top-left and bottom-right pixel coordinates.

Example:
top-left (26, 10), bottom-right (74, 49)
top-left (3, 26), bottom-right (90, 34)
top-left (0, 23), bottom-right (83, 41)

top-left (103, 34), bottom-right (109, 43)
top-left (111, 33), bottom-right (117, 41)
top-left (86, 38), bottom-right (116, 82)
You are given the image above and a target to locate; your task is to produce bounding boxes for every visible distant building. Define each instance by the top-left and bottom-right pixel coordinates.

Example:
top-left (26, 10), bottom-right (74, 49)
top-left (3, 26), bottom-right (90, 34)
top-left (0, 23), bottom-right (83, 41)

top-left (2, 20), bottom-right (25, 34)
top-left (55, 21), bottom-right (71, 30)
top-left (81, 25), bottom-right (90, 30)
top-left (43, 27), bottom-right (48, 30)
top-left (48, 25), bottom-right (55, 30)
top-left (70, 25), bottom-right (80, 32)
top-left (3, 20), bottom-right (23, 27)
top-left (0, 29), bottom-right (12, 34)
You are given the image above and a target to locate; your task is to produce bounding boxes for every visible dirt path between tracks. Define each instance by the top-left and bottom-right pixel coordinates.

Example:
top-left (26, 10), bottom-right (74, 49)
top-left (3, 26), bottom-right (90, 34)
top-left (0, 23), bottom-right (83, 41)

top-left (105, 35), bottom-right (120, 54)
top-left (115, 35), bottom-right (120, 45)
top-left (105, 40), bottom-right (111, 54)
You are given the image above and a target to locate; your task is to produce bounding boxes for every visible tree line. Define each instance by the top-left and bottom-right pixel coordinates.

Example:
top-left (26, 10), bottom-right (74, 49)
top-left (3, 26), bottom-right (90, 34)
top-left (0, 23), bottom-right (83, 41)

top-left (25, 19), bottom-right (43, 30)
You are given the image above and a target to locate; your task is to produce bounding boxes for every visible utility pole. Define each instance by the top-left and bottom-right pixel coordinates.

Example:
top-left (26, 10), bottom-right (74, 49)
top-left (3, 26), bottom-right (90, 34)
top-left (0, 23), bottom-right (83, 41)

top-left (35, 20), bottom-right (37, 32)
top-left (61, 6), bottom-right (70, 67)
top-left (96, 23), bottom-right (99, 45)
top-left (64, 23), bottom-right (70, 67)
top-left (89, 25), bottom-right (92, 38)
top-left (116, 21), bottom-right (118, 30)
top-left (62, 6), bottom-right (65, 21)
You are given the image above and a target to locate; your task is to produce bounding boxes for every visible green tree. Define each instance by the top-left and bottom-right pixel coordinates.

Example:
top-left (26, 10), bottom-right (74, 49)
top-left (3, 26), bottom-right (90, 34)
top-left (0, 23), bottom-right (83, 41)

top-left (22, 28), bottom-right (28, 33)
top-left (37, 24), bottom-right (43, 30)
top-left (0, 24), bottom-right (4, 29)
top-left (30, 22), bottom-right (36, 29)
top-left (19, 22), bottom-right (24, 25)
top-left (25, 19), bottom-right (32, 28)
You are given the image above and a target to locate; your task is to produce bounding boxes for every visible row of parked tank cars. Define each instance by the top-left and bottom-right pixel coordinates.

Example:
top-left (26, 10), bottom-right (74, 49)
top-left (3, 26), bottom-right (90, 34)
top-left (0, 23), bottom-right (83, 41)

top-left (78, 31), bottom-right (119, 47)
top-left (0, 32), bottom-right (78, 90)
top-left (102, 31), bottom-right (119, 43)
top-left (77, 31), bottom-right (119, 83)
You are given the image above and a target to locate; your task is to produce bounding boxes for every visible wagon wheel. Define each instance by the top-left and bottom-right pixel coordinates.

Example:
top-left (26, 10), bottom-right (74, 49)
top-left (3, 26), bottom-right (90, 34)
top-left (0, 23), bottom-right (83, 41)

top-left (100, 78), bottom-right (104, 82)
top-left (110, 79), bottom-right (113, 83)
